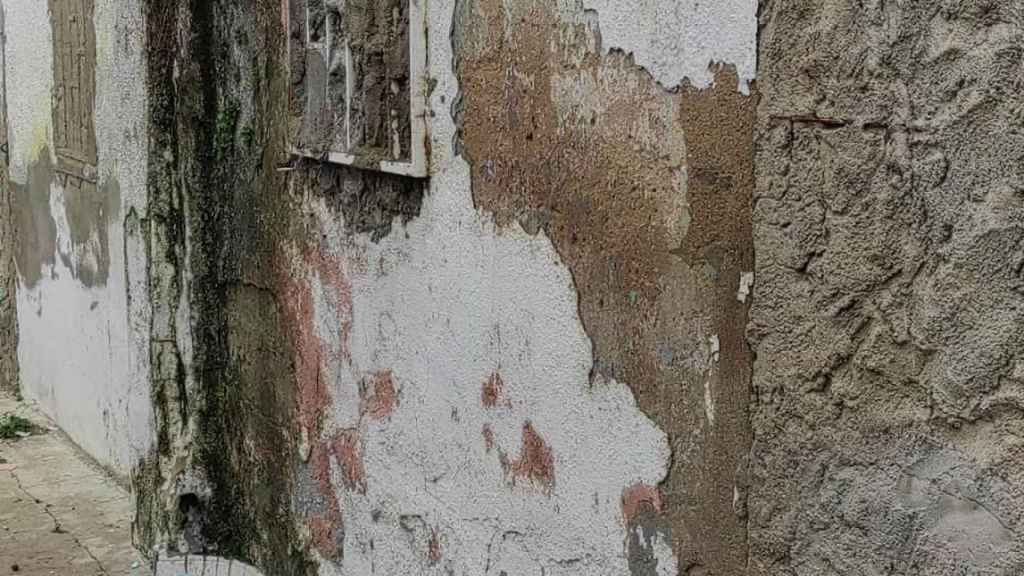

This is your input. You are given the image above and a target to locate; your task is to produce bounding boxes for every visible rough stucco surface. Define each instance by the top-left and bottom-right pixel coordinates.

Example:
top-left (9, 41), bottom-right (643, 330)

top-left (5, 0), bottom-right (152, 476)
top-left (580, 0), bottom-right (756, 92)
top-left (750, 1), bottom-right (1024, 574)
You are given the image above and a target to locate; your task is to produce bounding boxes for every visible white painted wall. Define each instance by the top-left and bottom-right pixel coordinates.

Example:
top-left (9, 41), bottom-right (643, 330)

top-left (5, 0), bottom-right (151, 477)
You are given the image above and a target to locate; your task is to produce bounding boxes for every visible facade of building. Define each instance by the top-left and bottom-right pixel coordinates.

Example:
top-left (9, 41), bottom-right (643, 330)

top-left (1, 1), bottom-right (1022, 574)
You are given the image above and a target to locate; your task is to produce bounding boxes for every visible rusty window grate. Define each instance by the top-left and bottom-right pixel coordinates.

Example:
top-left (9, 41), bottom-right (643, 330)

top-left (288, 0), bottom-right (428, 177)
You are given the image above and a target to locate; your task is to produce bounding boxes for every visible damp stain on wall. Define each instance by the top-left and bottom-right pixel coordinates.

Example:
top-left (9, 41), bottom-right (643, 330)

top-left (12, 148), bottom-right (57, 289)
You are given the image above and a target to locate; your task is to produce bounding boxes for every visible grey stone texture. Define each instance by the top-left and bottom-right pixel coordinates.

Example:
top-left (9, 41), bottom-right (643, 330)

top-left (750, 1), bottom-right (1024, 574)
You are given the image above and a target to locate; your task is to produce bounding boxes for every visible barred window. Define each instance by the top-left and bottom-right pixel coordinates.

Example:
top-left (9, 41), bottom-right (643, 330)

top-left (288, 0), bottom-right (428, 177)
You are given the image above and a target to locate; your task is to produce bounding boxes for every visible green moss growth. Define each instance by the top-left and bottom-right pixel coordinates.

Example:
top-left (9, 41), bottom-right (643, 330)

top-left (0, 413), bottom-right (34, 439)
top-left (215, 98), bottom-right (241, 161)
top-left (241, 124), bottom-right (255, 150)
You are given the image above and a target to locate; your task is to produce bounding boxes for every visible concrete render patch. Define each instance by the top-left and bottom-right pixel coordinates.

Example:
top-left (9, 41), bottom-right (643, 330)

top-left (11, 149), bottom-right (57, 290)
top-left (750, 0), bottom-right (1024, 573)
top-left (581, 0), bottom-right (756, 92)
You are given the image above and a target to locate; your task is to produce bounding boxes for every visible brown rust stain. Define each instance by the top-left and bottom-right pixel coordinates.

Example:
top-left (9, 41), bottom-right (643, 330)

top-left (482, 424), bottom-right (495, 452)
top-left (360, 369), bottom-right (397, 419)
top-left (276, 241), bottom-right (358, 561)
top-left (331, 428), bottom-right (366, 493)
top-left (676, 66), bottom-right (757, 573)
top-left (427, 528), bottom-right (441, 565)
top-left (276, 247), bottom-right (331, 436)
top-left (307, 248), bottom-right (354, 363)
top-left (621, 483), bottom-right (664, 525)
top-left (306, 441), bottom-right (343, 558)
top-left (481, 371), bottom-right (505, 408)
top-left (454, 1), bottom-right (755, 571)
top-left (504, 420), bottom-right (555, 493)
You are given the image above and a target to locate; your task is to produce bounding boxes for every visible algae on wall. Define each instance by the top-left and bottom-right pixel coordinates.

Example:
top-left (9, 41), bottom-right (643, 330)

top-left (135, 0), bottom-right (315, 572)
top-left (135, 0), bottom-right (423, 571)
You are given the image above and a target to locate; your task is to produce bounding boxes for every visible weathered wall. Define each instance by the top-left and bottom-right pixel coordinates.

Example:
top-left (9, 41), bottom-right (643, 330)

top-left (134, 0), bottom-right (758, 574)
top-left (750, 1), bottom-right (1024, 574)
top-left (0, 3), bottom-right (17, 395)
top-left (10, 1), bottom-right (1020, 575)
top-left (4, 0), bottom-right (152, 476)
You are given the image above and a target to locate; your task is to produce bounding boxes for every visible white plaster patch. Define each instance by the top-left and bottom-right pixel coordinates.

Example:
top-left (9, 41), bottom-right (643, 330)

top-left (737, 271), bottom-right (754, 303)
top-left (651, 530), bottom-right (677, 576)
top-left (2, 0), bottom-right (53, 181)
top-left (704, 379), bottom-right (715, 426)
top-left (581, 0), bottom-right (757, 92)
top-left (93, 0), bottom-right (154, 468)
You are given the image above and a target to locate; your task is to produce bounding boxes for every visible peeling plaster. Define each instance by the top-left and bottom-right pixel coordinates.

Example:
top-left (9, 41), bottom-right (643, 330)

top-left (454, 1), bottom-right (755, 572)
top-left (580, 0), bottom-right (756, 92)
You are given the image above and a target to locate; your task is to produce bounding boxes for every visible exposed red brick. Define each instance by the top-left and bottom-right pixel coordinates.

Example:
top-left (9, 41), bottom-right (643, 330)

top-left (307, 441), bottom-right (343, 558)
top-left (307, 515), bottom-right (339, 557)
top-left (276, 243), bottom-right (355, 561)
top-left (481, 371), bottom-right (504, 408)
top-left (507, 421), bottom-right (555, 493)
top-left (332, 428), bottom-right (366, 493)
top-left (621, 483), bottom-right (665, 524)
top-left (361, 370), bottom-right (397, 419)
top-left (304, 247), bottom-right (354, 363)
top-left (275, 253), bottom-right (329, 436)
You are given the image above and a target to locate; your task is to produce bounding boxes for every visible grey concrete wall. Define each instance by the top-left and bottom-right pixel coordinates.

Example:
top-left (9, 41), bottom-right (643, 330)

top-left (749, 1), bottom-right (1024, 574)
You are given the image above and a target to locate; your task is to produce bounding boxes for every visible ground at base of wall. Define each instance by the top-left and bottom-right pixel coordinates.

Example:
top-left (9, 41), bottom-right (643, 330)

top-left (0, 393), bottom-right (144, 576)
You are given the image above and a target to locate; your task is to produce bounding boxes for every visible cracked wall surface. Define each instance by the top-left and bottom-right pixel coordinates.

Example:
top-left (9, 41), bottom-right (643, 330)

top-left (750, 1), bottom-right (1024, 574)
